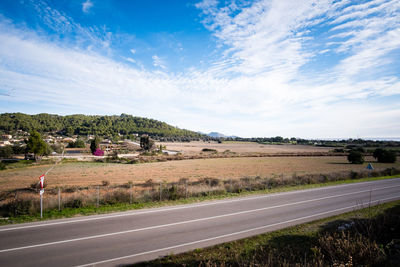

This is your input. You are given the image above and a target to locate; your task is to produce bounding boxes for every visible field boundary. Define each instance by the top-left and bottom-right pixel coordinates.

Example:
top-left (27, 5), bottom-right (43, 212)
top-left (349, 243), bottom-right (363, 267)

top-left (0, 173), bottom-right (399, 225)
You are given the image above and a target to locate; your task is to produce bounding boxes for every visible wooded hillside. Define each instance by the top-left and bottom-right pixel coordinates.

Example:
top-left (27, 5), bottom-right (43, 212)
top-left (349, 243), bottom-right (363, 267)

top-left (0, 113), bottom-right (204, 138)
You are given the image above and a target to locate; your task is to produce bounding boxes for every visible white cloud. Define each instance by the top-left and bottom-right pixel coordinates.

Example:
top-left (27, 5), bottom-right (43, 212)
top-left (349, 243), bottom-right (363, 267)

top-left (130, 48), bottom-right (136, 55)
top-left (124, 57), bottom-right (136, 63)
top-left (152, 55), bottom-right (166, 69)
top-left (82, 0), bottom-right (93, 14)
top-left (0, 0), bottom-right (399, 138)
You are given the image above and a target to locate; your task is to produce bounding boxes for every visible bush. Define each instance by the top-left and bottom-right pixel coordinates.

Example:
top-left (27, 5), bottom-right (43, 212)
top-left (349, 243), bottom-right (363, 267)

top-left (75, 139), bottom-right (86, 148)
top-left (318, 231), bottom-right (385, 266)
top-left (375, 149), bottom-right (397, 163)
top-left (0, 145), bottom-right (13, 158)
top-left (168, 185), bottom-right (180, 200)
top-left (65, 199), bottom-right (83, 208)
top-left (102, 190), bottom-right (130, 204)
top-left (202, 148), bottom-right (217, 153)
top-left (90, 136), bottom-right (101, 154)
top-left (140, 135), bottom-right (154, 151)
top-left (347, 150), bottom-right (364, 164)
top-left (373, 148), bottom-right (385, 160)
top-left (333, 148), bottom-right (345, 153)
top-left (93, 148), bottom-right (104, 156)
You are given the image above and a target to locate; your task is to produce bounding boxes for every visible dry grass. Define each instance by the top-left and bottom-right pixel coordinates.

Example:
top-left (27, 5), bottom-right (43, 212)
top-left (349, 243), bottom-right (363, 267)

top-left (159, 141), bottom-right (333, 154)
top-left (1, 156), bottom-right (399, 190)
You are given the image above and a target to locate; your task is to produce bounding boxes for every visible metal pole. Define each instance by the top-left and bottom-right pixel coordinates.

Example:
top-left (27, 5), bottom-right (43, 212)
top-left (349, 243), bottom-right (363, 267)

top-left (97, 186), bottom-right (100, 207)
top-left (14, 191), bottom-right (18, 217)
top-left (130, 183), bottom-right (133, 204)
top-left (58, 187), bottom-right (61, 211)
top-left (159, 182), bottom-right (162, 201)
top-left (40, 193), bottom-right (43, 218)
top-left (185, 180), bottom-right (188, 199)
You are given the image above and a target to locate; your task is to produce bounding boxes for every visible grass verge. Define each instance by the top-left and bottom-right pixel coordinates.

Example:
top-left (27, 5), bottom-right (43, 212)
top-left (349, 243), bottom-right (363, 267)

top-left (134, 199), bottom-right (400, 266)
top-left (1, 175), bottom-right (399, 226)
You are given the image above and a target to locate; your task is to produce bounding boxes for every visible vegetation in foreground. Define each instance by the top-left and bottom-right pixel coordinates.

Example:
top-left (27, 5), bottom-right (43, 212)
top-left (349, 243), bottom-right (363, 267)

top-left (1, 168), bottom-right (399, 225)
top-left (134, 200), bottom-right (400, 267)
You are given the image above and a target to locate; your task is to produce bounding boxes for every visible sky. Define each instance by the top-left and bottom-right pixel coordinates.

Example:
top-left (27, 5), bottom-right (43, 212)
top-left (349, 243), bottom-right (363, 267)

top-left (0, 0), bottom-right (399, 139)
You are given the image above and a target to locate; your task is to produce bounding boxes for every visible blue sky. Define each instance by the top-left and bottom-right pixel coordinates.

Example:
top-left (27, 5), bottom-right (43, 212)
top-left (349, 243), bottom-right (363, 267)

top-left (0, 0), bottom-right (399, 138)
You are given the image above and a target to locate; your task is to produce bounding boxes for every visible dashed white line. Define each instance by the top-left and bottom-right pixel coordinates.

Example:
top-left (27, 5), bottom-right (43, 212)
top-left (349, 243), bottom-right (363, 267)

top-left (0, 178), bottom-right (398, 232)
top-left (0, 184), bottom-right (399, 253)
top-left (76, 195), bottom-right (400, 267)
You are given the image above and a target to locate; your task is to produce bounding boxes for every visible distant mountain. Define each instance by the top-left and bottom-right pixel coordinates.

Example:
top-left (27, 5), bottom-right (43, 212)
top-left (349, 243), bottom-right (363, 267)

top-left (0, 113), bottom-right (204, 138)
top-left (208, 132), bottom-right (227, 138)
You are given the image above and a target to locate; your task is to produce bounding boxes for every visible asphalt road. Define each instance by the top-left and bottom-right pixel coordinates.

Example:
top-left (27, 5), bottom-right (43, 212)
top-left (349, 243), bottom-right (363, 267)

top-left (0, 178), bottom-right (399, 266)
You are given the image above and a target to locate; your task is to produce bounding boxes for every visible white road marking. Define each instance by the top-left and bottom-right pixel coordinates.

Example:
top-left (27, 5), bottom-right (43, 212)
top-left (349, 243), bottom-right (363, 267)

top-left (0, 184), bottom-right (399, 253)
top-left (0, 178), bottom-right (398, 232)
top-left (76, 195), bottom-right (400, 267)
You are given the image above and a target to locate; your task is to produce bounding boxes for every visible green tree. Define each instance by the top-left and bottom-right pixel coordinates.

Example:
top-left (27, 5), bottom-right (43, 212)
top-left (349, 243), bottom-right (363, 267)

top-left (140, 135), bottom-right (154, 151)
top-left (373, 148), bottom-right (384, 160)
top-left (347, 150), bottom-right (364, 164)
top-left (12, 145), bottom-right (26, 155)
top-left (374, 149), bottom-right (397, 163)
top-left (75, 139), bottom-right (86, 148)
top-left (0, 145), bottom-right (13, 158)
top-left (90, 136), bottom-right (101, 154)
top-left (26, 130), bottom-right (47, 161)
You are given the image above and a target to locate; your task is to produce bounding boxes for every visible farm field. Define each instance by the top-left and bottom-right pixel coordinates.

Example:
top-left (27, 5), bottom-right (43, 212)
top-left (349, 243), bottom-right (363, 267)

top-left (160, 141), bottom-right (333, 154)
top-left (1, 156), bottom-right (399, 191)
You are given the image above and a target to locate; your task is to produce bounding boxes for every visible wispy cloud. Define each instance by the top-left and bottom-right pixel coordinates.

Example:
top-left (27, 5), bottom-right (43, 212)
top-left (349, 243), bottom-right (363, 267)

top-left (26, 0), bottom-right (110, 52)
top-left (0, 0), bottom-right (399, 138)
top-left (82, 0), bottom-right (93, 14)
top-left (152, 55), bottom-right (166, 69)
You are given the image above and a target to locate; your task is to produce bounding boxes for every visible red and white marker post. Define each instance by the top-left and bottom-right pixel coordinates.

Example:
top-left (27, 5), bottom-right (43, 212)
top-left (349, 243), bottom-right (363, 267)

top-left (39, 174), bottom-right (45, 218)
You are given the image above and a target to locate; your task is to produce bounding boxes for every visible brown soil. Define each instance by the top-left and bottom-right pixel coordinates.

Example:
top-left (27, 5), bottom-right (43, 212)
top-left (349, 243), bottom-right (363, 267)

top-left (1, 156), bottom-right (398, 191)
top-left (159, 141), bottom-right (333, 154)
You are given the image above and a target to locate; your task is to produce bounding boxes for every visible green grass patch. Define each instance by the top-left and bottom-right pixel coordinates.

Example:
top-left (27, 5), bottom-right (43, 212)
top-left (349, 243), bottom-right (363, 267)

top-left (0, 159), bottom-right (59, 170)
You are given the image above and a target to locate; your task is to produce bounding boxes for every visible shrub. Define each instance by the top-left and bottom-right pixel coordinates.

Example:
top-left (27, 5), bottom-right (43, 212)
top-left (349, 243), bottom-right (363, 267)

top-left (90, 136), bottom-right (101, 154)
top-left (333, 148), bottom-right (345, 153)
top-left (347, 150), bottom-right (364, 164)
top-left (64, 199), bottom-right (83, 208)
top-left (376, 149), bottom-right (397, 163)
top-left (202, 148), bottom-right (217, 152)
top-left (168, 185), bottom-right (180, 200)
top-left (350, 171), bottom-right (360, 179)
top-left (318, 231), bottom-right (385, 266)
top-left (0, 145), bottom-right (13, 158)
top-left (102, 190), bottom-right (130, 204)
top-left (101, 180), bottom-right (110, 186)
top-left (93, 148), bottom-right (104, 156)
top-left (373, 148), bottom-right (385, 160)
top-left (201, 178), bottom-right (220, 187)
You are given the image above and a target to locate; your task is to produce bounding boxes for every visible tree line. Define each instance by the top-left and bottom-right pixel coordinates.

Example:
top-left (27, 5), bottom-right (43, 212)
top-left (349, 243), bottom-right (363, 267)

top-left (0, 113), bottom-right (204, 139)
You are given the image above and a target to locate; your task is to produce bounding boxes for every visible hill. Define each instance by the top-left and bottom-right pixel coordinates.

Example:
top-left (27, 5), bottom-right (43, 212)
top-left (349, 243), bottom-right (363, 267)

top-left (208, 132), bottom-right (227, 138)
top-left (0, 113), bottom-right (204, 139)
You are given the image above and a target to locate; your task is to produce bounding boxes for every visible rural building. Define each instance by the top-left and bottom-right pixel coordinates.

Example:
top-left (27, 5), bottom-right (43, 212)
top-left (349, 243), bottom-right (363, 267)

top-left (2, 134), bottom-right (12, 140)
top-left (0, 140), bottom-right (11, 147)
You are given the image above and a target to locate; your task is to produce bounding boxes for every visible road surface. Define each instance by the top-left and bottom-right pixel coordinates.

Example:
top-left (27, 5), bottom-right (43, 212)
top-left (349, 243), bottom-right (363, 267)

top-left (0, 178), bottom-right (399, 266)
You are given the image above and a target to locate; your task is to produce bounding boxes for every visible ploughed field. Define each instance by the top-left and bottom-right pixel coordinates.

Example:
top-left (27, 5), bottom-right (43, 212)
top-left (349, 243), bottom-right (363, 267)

top-left (1, 156), bottom-right (399, 191)
top-left (160, 141), bottom-right (332, 154)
